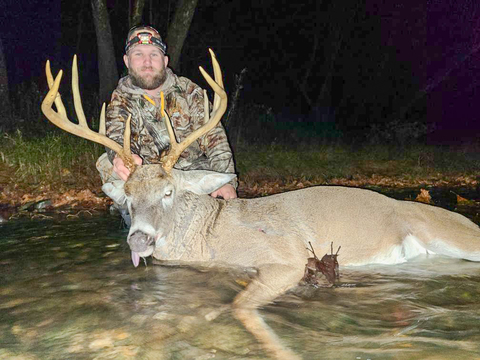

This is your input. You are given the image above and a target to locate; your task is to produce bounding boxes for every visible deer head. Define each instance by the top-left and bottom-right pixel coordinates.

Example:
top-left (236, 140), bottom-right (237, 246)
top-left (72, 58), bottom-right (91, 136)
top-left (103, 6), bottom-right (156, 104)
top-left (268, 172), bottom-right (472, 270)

top-left (103, 164), bottom-right (235, 265)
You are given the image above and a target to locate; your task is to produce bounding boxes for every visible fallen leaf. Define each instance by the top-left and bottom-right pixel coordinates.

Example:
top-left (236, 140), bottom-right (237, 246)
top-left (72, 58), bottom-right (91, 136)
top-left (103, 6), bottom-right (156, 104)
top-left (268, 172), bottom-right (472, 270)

top-left (415, 188), bottom-right (432, 204)
top-left (454, 192), bottom-right (477, 205)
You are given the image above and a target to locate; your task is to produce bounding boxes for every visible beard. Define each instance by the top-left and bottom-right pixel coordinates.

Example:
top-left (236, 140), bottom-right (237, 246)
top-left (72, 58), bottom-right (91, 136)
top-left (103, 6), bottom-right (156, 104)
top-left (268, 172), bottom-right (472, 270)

top-left (129, 66), bottom-right (167, 90)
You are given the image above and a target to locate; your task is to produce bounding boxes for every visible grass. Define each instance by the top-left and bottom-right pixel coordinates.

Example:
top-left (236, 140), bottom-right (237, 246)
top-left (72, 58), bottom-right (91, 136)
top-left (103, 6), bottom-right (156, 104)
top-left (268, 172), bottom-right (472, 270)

top-left (234, 143), bottom-right (480, 182)
top-left (0, 130), bottom-right (104, 192)
top-left (1, 129), bottom-right (479, 205)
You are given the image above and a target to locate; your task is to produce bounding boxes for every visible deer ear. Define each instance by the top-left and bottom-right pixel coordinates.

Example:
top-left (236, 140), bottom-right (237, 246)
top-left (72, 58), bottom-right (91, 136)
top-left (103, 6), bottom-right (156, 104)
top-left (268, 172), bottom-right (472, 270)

top-left (102, 180), bottom-right (127, 205)
top-left (173, 169), bottom-right (236, 195)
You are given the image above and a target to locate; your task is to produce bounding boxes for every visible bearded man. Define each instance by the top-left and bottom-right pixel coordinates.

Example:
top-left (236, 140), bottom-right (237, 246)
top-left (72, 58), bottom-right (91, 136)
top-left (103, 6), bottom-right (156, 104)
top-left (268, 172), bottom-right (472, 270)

top-left (96, 25), bottom-right (237, 225)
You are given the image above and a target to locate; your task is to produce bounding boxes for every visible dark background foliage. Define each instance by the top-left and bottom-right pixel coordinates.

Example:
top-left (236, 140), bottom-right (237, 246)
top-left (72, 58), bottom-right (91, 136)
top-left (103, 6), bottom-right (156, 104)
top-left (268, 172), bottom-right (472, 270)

top-left (1, 0), bottom-right (480, 146)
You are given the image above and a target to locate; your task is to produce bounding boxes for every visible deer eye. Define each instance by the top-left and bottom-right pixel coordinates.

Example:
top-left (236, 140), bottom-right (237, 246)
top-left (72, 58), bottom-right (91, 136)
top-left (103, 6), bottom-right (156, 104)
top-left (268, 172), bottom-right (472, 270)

top-left (164, 190), bottom-right (172, 197)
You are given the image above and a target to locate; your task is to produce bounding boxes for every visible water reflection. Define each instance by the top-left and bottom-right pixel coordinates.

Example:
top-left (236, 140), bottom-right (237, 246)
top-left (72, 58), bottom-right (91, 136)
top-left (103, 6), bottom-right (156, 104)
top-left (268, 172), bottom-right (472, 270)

top-left (1, 208), bottom-right (480, 359)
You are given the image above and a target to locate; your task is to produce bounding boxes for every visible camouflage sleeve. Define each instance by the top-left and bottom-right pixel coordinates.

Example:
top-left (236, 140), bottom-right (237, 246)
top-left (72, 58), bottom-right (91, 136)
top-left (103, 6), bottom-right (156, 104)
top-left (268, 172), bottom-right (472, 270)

top-left (187, 81), bottom-right (236, 180)
top-left (105, 91), bottom-right (141, 164)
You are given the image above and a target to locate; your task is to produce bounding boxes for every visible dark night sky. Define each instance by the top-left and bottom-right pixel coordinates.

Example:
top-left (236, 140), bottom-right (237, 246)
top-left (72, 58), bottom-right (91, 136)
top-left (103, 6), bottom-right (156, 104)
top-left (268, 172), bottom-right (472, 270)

top-left (2, 0), bottom-right (480, 143)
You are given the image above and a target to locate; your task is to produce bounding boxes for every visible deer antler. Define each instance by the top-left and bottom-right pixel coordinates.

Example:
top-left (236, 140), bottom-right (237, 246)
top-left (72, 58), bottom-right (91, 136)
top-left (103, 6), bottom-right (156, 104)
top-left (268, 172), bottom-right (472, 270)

top-left (41, 55), bottom-right (137, 173)
top-left (159, 49), bottom-right (227, 172)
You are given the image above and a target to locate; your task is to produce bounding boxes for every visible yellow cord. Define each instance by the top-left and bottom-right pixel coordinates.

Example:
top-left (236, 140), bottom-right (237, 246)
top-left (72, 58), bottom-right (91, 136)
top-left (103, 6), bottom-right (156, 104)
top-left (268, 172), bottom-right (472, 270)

top-left (143, 94), bottom-right (156, 106)
top-left (160, 92), bottom-right (165, 117)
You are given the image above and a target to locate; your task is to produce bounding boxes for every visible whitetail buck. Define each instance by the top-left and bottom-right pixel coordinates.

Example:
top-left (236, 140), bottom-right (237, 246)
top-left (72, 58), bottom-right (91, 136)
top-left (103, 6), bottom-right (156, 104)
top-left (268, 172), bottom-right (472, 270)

top-left (42, 51), bottom-right (480, 359)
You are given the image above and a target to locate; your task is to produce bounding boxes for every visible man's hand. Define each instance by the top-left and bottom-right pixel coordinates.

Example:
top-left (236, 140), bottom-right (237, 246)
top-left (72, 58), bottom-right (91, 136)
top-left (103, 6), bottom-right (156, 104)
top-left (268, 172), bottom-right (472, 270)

top-left (210, 184), bottom-right (237, 200)
top-left (113, 154), bottom-right (143, 181)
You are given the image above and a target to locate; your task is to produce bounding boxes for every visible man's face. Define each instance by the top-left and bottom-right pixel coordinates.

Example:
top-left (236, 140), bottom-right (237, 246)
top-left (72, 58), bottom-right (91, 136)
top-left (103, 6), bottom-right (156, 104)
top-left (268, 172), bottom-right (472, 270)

top-left (124, 36), bottom-right (169, 90)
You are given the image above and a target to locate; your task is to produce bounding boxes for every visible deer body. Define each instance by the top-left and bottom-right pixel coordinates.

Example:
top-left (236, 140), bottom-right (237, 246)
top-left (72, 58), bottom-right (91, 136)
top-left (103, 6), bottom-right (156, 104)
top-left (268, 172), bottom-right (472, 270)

top-left (42, 52), bottom-right (480, 359)
top-left (101, 165), bottom-right (480, 359)
top-left (106, 165), bottom-right (480, 269)
top-left (104, 165), bottom-right (480, 299)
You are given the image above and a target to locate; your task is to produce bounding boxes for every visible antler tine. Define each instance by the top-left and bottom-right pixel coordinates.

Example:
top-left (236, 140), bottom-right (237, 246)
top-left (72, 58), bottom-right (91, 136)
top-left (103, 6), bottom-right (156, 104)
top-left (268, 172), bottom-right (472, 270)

top-left (160, 93), bottom-right (178, 148)
top-left (203, 89), bottom-right (210, 123)
top-left (72, 55), bottom-right (88, 128)
top-left (45, 60), bottom-right (67, 118)
top-left (41, 57), bottom-right (137, 173)
top-left (207, 48), bottom-right (224, 113)
top-left (97, 93), bottom-right (133, 164)
top-left (199, 49), bottom-right (226, 116)
top-left (124, 114), bottom-right (132, 157)
top-left (160, 49), bottom-right (227, 172)
top-left (99, 103), bottom-right (106, 135)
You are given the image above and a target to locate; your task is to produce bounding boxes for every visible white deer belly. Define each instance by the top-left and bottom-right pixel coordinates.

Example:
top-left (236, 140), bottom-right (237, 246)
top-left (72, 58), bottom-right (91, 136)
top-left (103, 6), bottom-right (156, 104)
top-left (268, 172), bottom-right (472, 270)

top-left (346, 234), bottom-right (436, 266)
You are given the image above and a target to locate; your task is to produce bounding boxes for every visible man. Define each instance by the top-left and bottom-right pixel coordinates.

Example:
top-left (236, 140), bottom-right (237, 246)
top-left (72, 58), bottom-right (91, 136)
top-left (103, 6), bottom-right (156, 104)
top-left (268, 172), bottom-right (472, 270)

top-left (96, 25), bottom-right (237, 223)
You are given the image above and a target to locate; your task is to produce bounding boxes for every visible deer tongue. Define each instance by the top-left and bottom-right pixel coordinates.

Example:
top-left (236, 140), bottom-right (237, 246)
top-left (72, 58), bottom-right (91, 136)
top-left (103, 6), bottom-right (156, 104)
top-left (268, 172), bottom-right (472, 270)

top-left (131, 251), bottom-right (140, 267)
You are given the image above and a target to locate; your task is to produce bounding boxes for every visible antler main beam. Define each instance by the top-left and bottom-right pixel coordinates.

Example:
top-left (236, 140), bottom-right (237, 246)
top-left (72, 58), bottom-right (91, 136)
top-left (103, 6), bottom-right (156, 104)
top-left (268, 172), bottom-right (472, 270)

top-left (160, 49), bottom-right (227, 172)
top-left (41, 55), bottom-right (137, 173)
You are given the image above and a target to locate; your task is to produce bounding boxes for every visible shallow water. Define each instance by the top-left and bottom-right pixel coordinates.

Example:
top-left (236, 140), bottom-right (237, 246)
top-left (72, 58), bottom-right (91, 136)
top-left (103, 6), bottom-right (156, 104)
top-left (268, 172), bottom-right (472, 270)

top-left (1, 198), bottom-right (480, 359)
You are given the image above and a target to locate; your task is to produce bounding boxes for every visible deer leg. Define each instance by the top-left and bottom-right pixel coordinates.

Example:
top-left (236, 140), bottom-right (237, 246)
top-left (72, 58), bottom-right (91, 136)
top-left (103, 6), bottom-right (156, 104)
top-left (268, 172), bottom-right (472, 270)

top-left (233, 264), bottom-right (304, 360)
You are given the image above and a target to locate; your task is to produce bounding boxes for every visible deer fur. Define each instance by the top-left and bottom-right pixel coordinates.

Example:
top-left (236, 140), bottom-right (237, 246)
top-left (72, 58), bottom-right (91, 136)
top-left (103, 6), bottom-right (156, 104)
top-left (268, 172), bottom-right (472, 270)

top-left (103, 165), bottom-right (480, 359)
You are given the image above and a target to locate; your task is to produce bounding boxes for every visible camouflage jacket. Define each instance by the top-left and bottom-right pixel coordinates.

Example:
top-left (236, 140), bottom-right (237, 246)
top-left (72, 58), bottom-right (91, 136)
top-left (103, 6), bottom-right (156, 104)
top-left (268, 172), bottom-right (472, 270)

top-left (105, 68), bottom-right (236, 184)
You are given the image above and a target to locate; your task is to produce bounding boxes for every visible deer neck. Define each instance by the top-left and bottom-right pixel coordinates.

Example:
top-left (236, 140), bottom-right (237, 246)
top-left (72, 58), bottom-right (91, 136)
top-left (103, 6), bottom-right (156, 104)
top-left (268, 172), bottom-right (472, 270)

top-left (156, 192), bottom-right (224, 262)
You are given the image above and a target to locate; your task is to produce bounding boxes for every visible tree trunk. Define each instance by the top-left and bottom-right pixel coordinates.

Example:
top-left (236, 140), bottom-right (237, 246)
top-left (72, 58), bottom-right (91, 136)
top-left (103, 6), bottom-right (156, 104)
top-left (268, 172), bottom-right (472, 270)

top-left (0, 37), bottom-right (11, 124)
top-left (76, 0), bottom-right (86, 54)
top-left (149, 0), bottom-right (153, 24)
top-left (166, 0), bottom-right (199, 71)
top-left (130, 0), bottom-right (145, 27)
top-left (224, 68), bottom-right (247, 152)
top-left (91, 0), bottom-right (119, 104)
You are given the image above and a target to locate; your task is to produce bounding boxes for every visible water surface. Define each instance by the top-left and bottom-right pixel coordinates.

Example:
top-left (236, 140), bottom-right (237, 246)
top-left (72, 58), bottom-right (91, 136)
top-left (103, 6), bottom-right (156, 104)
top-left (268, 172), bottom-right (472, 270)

top-left (1, 196), bottom-right (480, 359)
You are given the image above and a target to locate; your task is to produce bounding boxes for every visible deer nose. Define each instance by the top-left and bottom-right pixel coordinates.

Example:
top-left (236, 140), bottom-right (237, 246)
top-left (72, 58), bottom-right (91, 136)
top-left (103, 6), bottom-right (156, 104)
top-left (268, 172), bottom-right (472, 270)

top-left (127, 230), bottom-right (155, 252)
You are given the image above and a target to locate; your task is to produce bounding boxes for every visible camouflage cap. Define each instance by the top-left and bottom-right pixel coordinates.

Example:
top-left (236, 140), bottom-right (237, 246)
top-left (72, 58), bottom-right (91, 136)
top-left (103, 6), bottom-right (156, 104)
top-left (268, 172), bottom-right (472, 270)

top-left (125, 25), bottom-right (167, 54)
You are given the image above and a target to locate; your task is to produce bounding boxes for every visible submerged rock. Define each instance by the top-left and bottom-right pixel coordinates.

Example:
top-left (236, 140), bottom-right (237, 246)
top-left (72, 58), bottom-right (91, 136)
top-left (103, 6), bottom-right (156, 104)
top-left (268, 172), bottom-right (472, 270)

top-left (18, 201), bottom-right (36, 212)
top-left (34, 200), bottom-right (53, 211)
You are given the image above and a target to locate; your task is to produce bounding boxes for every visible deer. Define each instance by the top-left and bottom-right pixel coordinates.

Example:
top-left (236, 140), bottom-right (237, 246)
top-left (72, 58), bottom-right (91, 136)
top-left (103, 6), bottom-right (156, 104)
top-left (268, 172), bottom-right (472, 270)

top-left (42, 50), bottom-right (480, 359)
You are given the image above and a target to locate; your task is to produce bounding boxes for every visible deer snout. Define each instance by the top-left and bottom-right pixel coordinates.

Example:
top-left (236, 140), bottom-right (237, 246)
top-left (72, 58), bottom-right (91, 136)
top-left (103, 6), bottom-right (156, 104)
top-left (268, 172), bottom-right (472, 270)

top-left (127, 230), bottom-right (155, 253)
